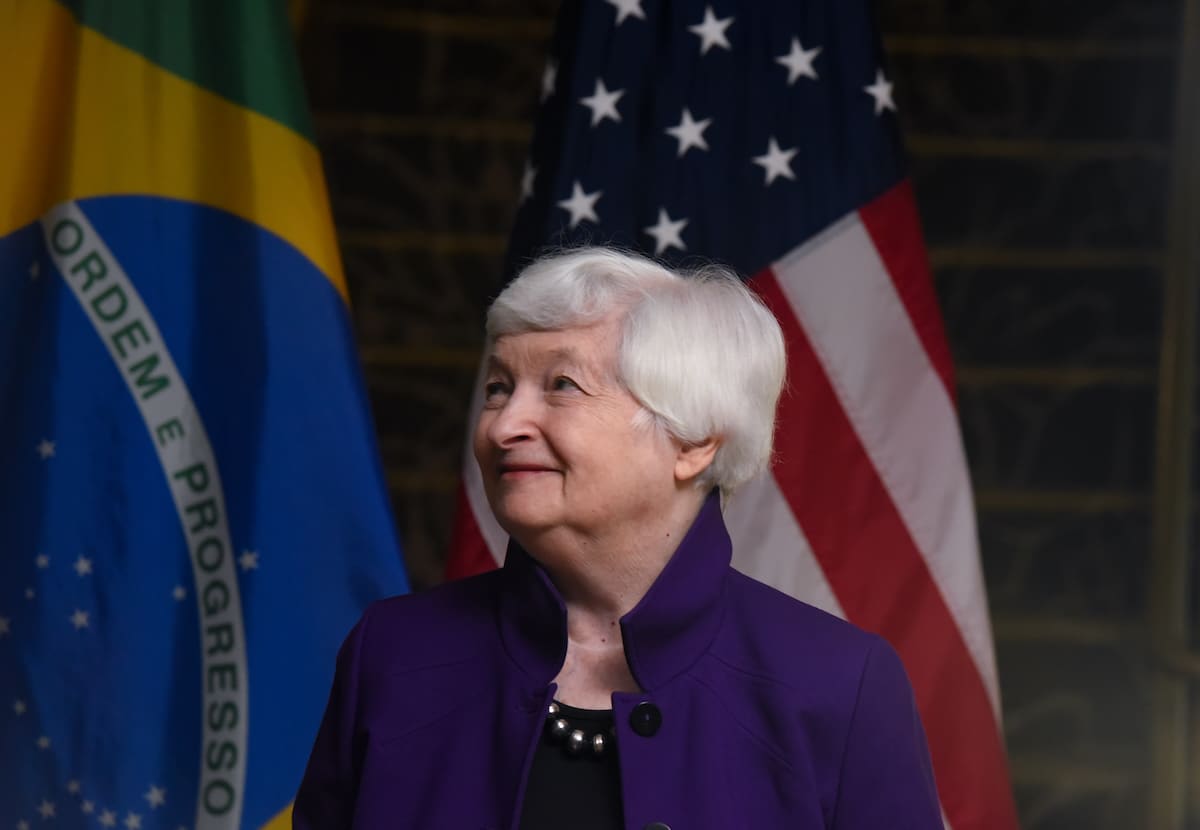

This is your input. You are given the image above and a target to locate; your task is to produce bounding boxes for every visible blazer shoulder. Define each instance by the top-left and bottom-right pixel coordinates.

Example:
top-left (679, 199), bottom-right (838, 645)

top-left (713, 568), bottom-right (881, 691)
top-left (353, 569), bottom-right (506, 674)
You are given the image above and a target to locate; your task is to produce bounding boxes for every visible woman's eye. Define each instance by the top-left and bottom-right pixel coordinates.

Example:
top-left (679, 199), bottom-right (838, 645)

top-left (551, 376), bottom-right (581, 392)
top-left (484, 380), bottom-right (510, 398)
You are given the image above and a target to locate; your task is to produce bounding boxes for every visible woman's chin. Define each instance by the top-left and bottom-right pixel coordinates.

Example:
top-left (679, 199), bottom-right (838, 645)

top-left (490, 500), bottom-right (561, 541)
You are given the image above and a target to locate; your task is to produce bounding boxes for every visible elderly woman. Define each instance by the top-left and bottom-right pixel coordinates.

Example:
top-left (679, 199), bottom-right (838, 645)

top-left (294, 247), bottom-right (942, 829)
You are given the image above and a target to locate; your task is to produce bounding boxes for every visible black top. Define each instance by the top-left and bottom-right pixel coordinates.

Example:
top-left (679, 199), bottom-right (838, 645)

top-left (518, 702), bottom-right (624, 830)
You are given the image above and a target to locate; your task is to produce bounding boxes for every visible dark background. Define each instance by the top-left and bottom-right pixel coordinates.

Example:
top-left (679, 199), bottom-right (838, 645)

top-left (297, 1), bottom-right (1199, 826)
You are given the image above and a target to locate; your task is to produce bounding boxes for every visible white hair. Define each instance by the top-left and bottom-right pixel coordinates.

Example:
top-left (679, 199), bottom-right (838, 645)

top-left (486, 247), bottom-right (786, 498)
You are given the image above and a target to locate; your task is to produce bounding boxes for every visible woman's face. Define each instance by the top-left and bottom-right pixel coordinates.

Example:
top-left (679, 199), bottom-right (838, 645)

top-left (473, 313), bottom-right (682, 548)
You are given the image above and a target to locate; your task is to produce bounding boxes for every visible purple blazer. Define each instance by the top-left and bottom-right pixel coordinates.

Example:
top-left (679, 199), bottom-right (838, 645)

top-left (294, 494), bottom-right (943, 829)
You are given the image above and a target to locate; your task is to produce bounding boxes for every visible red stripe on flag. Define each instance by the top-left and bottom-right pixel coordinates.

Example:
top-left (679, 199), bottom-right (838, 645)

top-left (858, 181), bottom-right (957, 403)
top-left (753, 268), bottom-right (1018, 830)
top-left (445, 481), bottom-right (498, 580)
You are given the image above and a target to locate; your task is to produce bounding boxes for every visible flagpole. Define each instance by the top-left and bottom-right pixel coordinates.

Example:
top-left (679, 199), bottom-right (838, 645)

top-left (1148, 0), bottom-right (1200, 824)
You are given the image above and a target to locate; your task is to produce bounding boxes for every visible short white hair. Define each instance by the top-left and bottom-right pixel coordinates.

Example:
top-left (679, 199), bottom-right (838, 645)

top-left (486, 247), bottom-right (786, 498)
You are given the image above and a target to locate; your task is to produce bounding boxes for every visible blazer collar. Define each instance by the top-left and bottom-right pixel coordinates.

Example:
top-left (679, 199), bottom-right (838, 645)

top-left (497, 491), bottom-right (731, 691)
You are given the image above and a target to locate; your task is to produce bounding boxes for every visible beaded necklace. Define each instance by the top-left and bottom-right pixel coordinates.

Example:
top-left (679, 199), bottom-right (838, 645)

top-left (544, 701), bottom-right (615, 758)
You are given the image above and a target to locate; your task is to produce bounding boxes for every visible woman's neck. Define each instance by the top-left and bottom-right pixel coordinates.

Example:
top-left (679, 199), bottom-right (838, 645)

top-left (543, 537), bottom-right (658, 708)
top-left (529, 490), bottom-right (707, 708)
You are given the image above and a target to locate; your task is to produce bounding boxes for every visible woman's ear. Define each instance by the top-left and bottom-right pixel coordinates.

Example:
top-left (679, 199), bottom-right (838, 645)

top-left (674, 437), bottom-right (720, 484)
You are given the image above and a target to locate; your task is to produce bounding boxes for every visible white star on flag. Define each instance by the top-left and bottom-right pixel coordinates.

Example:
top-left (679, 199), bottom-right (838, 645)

top-left (643, 209), bottom-right (689, 255)
top-left (0, 617), bottom-right (9, 637)
top-left (37, 801), bottom-right (55, 819)
top-left (74, 555), bottom-right (93, 576)
top-left (752, 137), bottom-right (798, 184)
top-left (864, 69), bottom-right (896, 114)
top-left (37, 735), bottom-right (51, 750)
top-left (144, 786), bottom-right (167, 809)
top-left (67, 780), bottom-right (81, 794)
top-left (688, 6), bottom-right (733, 54)
top-left (25, 587), bottom-right (35, 600)
top-left (665, 108), bottom-right (712, 157)
top-left (173, 585), bottom-right (187, 601)
top-left (70, 609), bottom-right (90, 630)
top-left (520, 161), bottom-right (537, 203)
top-left (579, 78), bottom-right (625, 126)
top-left (557, 181), bottom-right (602, 228)
top-left (541, 60), bottom-right (557, 102)
top-left (36, 439), bottom-right (55, 459)
top-left (605, 0), bottom-right (645, 24)
top-left (82, 801), bottom-right (95, 815)
top-left (125, 812), bottom-right (142, 829)
top-left (238, 550), bottom-right (259, 572)
top-left (35, 553), bottom-right (50, 569)
top-left (776, 37), bottom-right (821, 84)
top-left (14, 699), bottom-right (26, 715)
top-left (17, 820), bottom-right (30, 830)
top-left (100, 810), bottom-right (117, 827)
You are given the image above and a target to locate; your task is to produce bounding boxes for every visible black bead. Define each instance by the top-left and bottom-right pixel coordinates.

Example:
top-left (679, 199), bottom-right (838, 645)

top-left (643, 823), bottom-right (671, 830)
top-left (629, 701), bottom-right (662, 737)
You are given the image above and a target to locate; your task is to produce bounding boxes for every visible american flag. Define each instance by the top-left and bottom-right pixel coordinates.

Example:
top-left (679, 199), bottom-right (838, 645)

top-left (447, 1), bottom-right (1018, 827)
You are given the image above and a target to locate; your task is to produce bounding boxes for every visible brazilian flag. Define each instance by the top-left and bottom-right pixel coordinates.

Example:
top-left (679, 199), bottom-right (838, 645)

top-left (0, 2), bottom-right (409, 828)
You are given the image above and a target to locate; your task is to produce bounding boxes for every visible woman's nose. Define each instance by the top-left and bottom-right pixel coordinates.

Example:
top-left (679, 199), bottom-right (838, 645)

top-left (486, 388), bottom-right (539, 447)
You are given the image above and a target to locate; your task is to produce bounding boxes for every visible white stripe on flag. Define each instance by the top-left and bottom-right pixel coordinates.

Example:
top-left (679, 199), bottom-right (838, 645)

top-left (771, 211), bottom-right (1001, 719)
top-left (462, 365), bottom-right (510, 565)
top-left (725, 470), bottom-right (844, 619)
